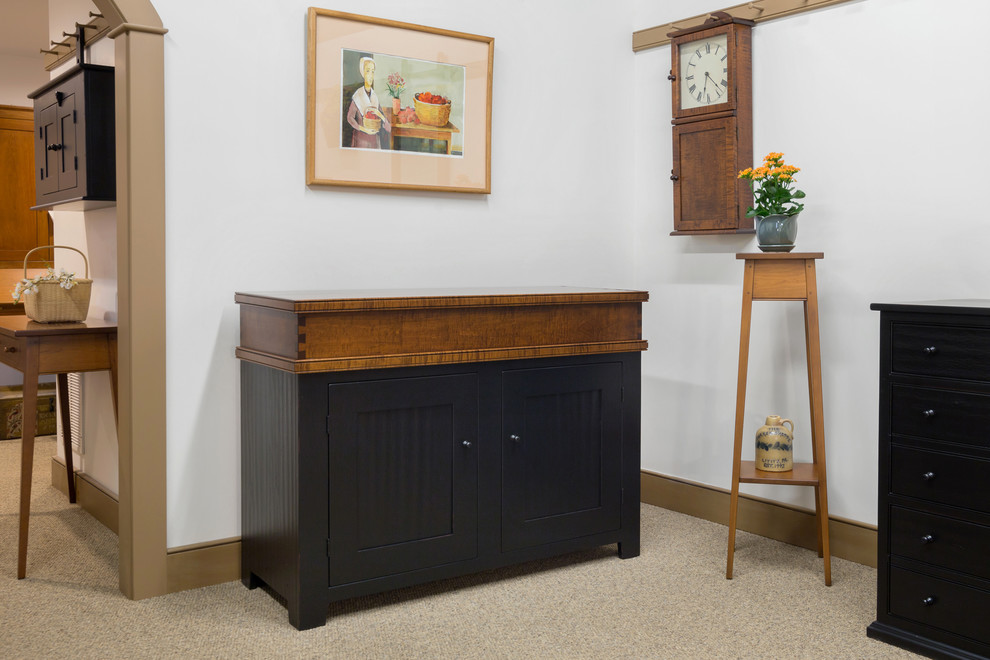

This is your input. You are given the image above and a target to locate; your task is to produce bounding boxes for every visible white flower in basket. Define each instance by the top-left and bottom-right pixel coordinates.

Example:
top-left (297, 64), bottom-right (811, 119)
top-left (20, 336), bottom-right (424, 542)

top-left (12, 246), bottom-right (93, 323)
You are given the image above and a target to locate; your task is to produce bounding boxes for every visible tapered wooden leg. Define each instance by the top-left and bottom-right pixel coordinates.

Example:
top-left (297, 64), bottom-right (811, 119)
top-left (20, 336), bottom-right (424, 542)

top-left (804, 262), bottom-right (831, 586)
top-left (56, 373), bottom-right (76, 503)
top-left (728, 261), bottom-right (756, 580)
top-left (18, 344), bottom-right (40, 579)
top-left (107, 334), bottom-right (118, 424)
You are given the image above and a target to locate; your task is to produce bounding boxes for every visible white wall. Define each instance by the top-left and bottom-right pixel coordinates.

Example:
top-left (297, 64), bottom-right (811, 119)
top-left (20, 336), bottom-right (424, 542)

top-left (634, 0), bottom-right (990, 525)
top-left (158, 0), bottom-right (639, 547)
top-left (158, 0), bottom-right (990, 548)
top-left (0, 54), bottom-right (48, 106)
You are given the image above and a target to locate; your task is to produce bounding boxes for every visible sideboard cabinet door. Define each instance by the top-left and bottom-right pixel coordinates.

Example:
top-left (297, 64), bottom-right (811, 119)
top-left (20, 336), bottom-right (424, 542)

top-left (500, 362), bottom-right (623, 552)
top-left (327, 374), bottom-right (479, 585)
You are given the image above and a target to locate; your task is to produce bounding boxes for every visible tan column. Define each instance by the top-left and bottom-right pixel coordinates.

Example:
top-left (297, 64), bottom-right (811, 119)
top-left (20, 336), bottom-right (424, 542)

top-left (107, 14), bottom-right (169, 600)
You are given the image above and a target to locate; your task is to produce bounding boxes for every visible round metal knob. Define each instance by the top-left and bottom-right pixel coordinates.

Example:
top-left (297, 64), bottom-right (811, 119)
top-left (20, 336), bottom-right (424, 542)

top-left (46, 143), bottom-right (63, 152)
top-left (921, 534), bottom-right (935, 544)
top-left (2, 346), bottom-right (16, 353)
top-left (922, 346), bottom-right (937, 355)
top-left (509, 434), bottom-right (521, 443)
top-left (921, 409), bottom-right (936, 418)
top-left (922, 471), bottom-right (936, 481)
top-left (667, 72), bottom-right (676, 82)
top-left (461, 440), bottom-right (472, 448)
top-left (670, 174), bottom-right (679, 181)
top-left (922, 596), bottom-right (936, 607)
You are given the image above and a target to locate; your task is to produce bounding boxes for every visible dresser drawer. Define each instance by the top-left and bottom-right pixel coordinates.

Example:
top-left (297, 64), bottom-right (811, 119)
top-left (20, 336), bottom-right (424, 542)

top-left (891, 446), bottom-right (990, 514)
top-left (891, 323), bottom-right (990, 381)
top-left (891, 385), bottom-right (990, 448)
top-left (890, 506), bottom-right (990, 580)
top-left (889, 566), bottom-right (990, 644)
top-left (0, 334), bottom-right (25, 371)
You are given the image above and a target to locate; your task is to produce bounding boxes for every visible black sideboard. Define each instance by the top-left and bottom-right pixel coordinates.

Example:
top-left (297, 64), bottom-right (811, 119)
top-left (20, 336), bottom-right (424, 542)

top-left (235, 287), bottom-right (647, 629)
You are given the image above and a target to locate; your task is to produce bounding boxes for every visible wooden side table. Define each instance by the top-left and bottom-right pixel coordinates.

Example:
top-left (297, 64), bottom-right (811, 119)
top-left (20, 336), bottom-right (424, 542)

top-left (0, 316), bottom-right (118, 579)
top-left (726, 252), bottom-right (831, 585)
top-left (383, 108), bottom-right (460, 155)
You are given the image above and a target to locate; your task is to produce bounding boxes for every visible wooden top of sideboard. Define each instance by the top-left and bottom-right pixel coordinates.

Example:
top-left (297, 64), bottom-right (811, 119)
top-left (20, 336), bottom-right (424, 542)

top-left (234, 287), bottom-right (649, 313)
top-left (235, 287), bottom-right (649, 373)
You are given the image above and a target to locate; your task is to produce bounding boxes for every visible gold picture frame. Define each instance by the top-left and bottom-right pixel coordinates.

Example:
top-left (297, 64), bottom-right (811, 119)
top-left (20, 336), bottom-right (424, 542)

top-left (306, 8), bottom-right (494, 193)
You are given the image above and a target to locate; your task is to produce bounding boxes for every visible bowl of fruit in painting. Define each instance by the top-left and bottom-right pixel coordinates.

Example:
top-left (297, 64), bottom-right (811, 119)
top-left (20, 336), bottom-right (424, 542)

top-left (413, 92), bottom-right (452, 126)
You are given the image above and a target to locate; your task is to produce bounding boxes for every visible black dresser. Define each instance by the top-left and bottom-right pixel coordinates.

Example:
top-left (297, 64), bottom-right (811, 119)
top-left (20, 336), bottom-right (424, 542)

top-left (869, 301), bottom-right (990, 659)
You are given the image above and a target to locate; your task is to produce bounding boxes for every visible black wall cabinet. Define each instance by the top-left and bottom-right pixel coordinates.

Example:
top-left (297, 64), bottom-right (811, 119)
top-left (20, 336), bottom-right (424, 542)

top-left (29, 64), bottom-right (115, 210)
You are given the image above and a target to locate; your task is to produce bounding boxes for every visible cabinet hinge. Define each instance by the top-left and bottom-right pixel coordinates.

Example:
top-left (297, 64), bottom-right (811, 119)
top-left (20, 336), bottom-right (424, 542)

top-left (74, 156), bottom-right (78, 170)
top-left (38, 127), bottom-right (42, 139)
top-left (73, 109), bottom-right (77, 123)
top-left (326, 416), bottom-right (331, 437)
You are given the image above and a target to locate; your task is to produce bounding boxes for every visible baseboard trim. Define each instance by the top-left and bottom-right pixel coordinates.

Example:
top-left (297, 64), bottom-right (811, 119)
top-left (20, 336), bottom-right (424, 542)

top-left (51, 455), bottom-right (242, 592)
top-left (166, 537), bottom-right (241, 593)
top-left (641, 469), bottom-right (877, 568)
top-left (49, 460), bottom-right (875, 592)
top-left (51, 456), bottom-right (119, 534)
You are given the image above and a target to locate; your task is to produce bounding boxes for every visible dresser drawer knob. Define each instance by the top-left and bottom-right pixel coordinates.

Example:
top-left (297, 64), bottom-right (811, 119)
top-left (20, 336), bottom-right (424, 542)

top-left (921, 534), bottom-right (935, 544)
top-left (922, 596), bottom-right (936, 607)
top-left (922, 346), bottom-right (938, 355)
top-left (922, 471), bottom-right (936, 481)
top-left (921, 409), bottom-right (936, 418)
top-left (461, 440), bottom-right (472, 448)
top-left (2, 345), bottom-right (15, 353)
top-left (509, 434), bottom-right (521, 443)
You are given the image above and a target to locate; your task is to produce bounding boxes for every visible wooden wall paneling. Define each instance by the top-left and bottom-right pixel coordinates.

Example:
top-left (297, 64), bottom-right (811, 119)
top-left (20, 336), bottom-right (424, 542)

top-left (0, 106), bottom-right (53, 268)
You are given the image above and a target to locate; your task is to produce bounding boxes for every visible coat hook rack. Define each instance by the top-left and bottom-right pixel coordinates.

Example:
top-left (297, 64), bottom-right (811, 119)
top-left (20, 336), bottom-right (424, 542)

top-left (40, 12), bottom-right (111, 71)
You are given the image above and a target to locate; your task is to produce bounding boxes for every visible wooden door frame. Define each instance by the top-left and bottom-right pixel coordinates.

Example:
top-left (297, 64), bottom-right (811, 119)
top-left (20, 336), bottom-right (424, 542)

top-left (92, 0), bottom-right (168, 600)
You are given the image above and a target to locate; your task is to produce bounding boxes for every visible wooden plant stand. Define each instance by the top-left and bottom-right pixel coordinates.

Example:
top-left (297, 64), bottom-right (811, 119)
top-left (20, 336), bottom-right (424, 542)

top-left (726, 252), bottom-right (831, 586)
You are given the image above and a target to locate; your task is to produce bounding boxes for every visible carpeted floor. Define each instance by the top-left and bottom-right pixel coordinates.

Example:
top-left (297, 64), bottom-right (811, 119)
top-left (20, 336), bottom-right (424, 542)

top-left (1, 437), bottom-right (921, 659)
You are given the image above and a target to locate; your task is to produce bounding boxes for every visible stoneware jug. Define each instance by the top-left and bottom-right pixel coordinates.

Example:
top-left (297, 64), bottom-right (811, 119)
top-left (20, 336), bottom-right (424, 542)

top-left (755, 415), bottom-right (794, 472)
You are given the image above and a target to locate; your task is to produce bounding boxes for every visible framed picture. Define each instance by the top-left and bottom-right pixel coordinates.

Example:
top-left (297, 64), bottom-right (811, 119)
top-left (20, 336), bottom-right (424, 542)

top-left (306, 8), bottom-right (494, 193)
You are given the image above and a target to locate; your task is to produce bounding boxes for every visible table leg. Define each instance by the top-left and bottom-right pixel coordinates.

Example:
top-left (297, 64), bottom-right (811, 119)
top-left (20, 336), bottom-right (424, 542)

top-left (727, 259), bottom-right (756, 580)
top-left (18, 343), bottom-right (40, 579)
top-left (107, 334), bottom-right (118, 424)
top-left (56, 373), bottom-right (76, 503)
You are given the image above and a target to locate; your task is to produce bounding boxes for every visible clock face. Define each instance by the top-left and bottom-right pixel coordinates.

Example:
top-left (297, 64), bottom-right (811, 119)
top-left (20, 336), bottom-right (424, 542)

top-left (678, 33), bottom-right (729, 110)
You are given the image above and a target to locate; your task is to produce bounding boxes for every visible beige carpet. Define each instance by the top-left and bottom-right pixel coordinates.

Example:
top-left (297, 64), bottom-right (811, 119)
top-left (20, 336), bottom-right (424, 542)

top-left (1, 437), bottom-right (920, 659)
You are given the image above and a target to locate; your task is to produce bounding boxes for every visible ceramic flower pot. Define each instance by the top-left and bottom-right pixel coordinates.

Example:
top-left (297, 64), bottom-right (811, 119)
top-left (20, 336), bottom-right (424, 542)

top-left (755, 213), bottom-right (799, 252)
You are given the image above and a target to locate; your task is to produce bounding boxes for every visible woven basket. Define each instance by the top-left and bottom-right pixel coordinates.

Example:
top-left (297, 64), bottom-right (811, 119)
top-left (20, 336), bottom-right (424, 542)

top-left (363, 115), bottom-right (381, 133)
top-left (414, 96), bottom-right (452, 127)
top-left (20, 246), bottom-right (92, 323)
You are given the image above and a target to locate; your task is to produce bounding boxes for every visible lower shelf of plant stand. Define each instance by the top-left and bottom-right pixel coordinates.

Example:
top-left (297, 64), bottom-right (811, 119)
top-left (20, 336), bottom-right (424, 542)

top-left (738, 460), bottom-right (820, 486)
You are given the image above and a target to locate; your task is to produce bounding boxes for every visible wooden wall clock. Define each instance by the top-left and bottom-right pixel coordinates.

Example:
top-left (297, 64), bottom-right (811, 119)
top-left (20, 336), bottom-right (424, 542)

top-left (668, 12), bottom-right (755, 235)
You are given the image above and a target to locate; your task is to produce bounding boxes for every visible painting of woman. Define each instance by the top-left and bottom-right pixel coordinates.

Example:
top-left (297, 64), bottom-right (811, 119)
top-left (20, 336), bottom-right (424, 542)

top-left (345, 56), bottom-right (391, 149)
